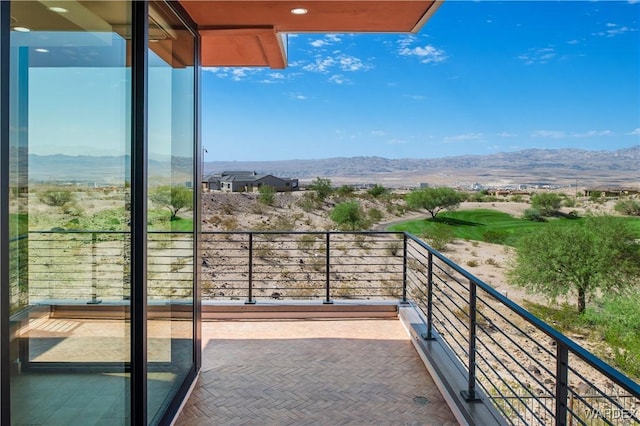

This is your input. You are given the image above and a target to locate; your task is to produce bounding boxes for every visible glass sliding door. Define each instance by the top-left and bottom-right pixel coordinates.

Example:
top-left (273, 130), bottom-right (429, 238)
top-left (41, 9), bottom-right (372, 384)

top-left (146, 2), bottom-right (196, 424)
top-left (7, 1), bottom-right (132, 424)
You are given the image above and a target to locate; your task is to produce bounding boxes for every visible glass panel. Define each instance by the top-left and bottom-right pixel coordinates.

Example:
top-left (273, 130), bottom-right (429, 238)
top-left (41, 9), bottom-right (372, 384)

top-left (8, 1), bottom-right (131, 424)
top-left (146, 2), bottom-right (195, 424)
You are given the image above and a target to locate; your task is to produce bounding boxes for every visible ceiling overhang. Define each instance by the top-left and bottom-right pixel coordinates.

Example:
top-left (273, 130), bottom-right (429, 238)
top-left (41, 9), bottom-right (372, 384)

top-left (179, 1), bottom-right (442, 69)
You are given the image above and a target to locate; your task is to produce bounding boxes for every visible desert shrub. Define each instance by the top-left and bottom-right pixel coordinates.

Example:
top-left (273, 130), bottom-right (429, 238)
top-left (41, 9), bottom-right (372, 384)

top-left (483, 229), bottom-right (510, 245)
top-left (273, 215), bottom-right (295, 230)
top-left (367, 184), bottom-right (388, 198)
top-left (298, 234), bottom-right (318, 251)
top-left (614, 199), bottom-right (640, 216)
top-left (467, 192), bottom-right (486, 202)
top-left (250, 203), bottom-right (266, 214)
top-left (422, 224), bottom-right (454, 251)
top-left (563, 197), bottom-right (576, 208)
top-left (485, 258), bottom-right (500, 267)
top-left (220, 202), bottom-right (236, 215)
top-left (510, 195), bottom-right (523, 202)
top-left (39, 189), bottom-right (75, 207)
top-left (208, 215), bottom-right (222, 226)
top-left (466, 260), bottom-right (479, 267)
top-left (297, 192), bottom-right (319, 212)
top-left (336, 185), bottom-right (355, 197)
top-left (522, 208), bottom-right (545, 222)
top-left (220, 217), bottom-right (239, 231)
top-left (367, 208), bottom-right (384, 223)
top-left (589, 190), bottom-right (603, 203)
top-left (386, 241), bottom-right (401, 256)
top-left (309, 177), bottom-right (333, 201)
top-left (257, 185), bottom-right (276, 206)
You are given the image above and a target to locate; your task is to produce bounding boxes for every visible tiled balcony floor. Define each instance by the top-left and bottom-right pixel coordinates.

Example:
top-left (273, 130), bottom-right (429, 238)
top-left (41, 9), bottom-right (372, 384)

top-left (176, 319), bottom-right (458, 425)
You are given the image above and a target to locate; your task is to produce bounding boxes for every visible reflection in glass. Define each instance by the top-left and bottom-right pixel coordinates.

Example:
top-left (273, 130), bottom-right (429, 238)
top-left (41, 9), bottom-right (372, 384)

top-left (146, 2), bottom-right (196, 424)
top-left (8, 1), bottom-right (132, 424)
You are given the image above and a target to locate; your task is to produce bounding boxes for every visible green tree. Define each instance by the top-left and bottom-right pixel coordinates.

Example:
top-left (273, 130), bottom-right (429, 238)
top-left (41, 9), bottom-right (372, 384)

top-left (150, 185), bottom-right (193, 220)
top-left (405, 187), bottom-right (466, 219)
top-left (508, 215), bottom-right (640, 313)
top-left (257, 185), bottom-right (276, 206)
top-left (367, 184), bottom-right (388, 198)
top-left (530, 193), bottom-right (562, 216)
top-left (309, 177), bottom-right (333, 201)
top-left (330, 200), bottom-right (365, 230)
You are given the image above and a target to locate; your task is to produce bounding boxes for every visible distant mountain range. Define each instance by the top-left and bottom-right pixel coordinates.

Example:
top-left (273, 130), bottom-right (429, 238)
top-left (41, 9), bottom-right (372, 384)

top-left (15, 146), bottom-right (640, 187)
top-left (204, 146), bottom-right (639, 187)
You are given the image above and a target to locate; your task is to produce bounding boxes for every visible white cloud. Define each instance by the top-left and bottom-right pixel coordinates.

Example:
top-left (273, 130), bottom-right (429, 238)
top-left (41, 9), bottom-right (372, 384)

top-left (399, 44), bottom-right (447, 64)
top-left (388, 138), bottom-right (408, 145)
top-left (338, 55), bottom-right (368, 71)
top-left (627, 128), bottom-right (640, 135)
top-left (592, 22), bottom-right (637, 37)
top-left (405, 94), bottom-right (426, 100)
top-left (302, 56), bottom-right (336, 73)
top-left (309, 34), bottom-right (343, 48)
top-left (203, 67), bottom-right (263, 81)
top-left (371, 130), bottom-right (386, 136)
top-left (443, 133), bottom-right (484, 143)
top-left (567, 39), bottom-right (580, 45)
top-left (328, 74), bottom-right (349, 84)
top-left (300, 54), bottom-right (370, 74)
top-left (572, 130), bottom-right (612, 137)
top-left (532, 129), bottom-right (613, 139)
top-left (532, 130), bottom-right (566, 139)
top-left (519, 47), bottom-right (556, 65)
top-left (497, 132), bottom-right (517, 137)
top-left (397, 35), bottom-right (417, 50)
top-left (290, 93), bottom-right (307, 100)
top-left (310, 39), bottom-right (329, 48)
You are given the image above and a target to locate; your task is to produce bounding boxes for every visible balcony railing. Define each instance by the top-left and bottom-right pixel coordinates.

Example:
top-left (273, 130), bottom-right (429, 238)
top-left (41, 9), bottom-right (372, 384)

top-left (8, 230), bottom-right (640, 425)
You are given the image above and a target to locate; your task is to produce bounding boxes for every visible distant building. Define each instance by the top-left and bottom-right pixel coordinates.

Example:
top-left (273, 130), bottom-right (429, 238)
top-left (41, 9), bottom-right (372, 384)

top-left (205, 171), bottom-right (298, 192)
top-left (583, 186), bottom-right (640, 197)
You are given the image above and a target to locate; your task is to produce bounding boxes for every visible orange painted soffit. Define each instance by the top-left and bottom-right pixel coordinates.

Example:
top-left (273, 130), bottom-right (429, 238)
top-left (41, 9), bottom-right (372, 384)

top-left (179, 1), bottom-right (442, 69)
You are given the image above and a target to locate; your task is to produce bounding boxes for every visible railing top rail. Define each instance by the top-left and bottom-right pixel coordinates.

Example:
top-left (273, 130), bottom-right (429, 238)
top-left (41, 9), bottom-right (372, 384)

top-left (201, 230), bottom-right (403, 236)
top-left (15, 230), bottom-right (193, 236)
top-left (405, 232), bottom-right (640, 397)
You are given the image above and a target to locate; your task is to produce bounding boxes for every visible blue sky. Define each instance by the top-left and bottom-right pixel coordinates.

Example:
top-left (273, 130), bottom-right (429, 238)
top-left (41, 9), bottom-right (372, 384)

top-left (202, 1), bottom-right (640, 162)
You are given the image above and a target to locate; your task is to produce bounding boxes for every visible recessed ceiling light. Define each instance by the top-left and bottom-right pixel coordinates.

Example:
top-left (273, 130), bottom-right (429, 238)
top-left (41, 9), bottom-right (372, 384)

top-left (290, 8), bottom-right (308, 15)
top-left (35, 48), bottom-right (49, 53)
top-left (49, 6), bottom-right (69, 13)
top-left (14, 26), bottom-right (31, 32)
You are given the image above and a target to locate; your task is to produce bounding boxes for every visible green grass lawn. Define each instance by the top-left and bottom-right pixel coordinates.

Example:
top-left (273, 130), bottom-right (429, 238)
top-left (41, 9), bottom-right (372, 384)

top-left (388, 209), bottom-right (640, 246)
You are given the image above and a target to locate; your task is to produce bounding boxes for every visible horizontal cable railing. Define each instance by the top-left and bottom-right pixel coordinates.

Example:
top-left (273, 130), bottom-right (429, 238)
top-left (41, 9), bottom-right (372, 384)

top-left (8, 231), bottom-right (194, 306)
top-left (200, 231), bottom-right (405, 302)
top-left (8, 230), bottom-right (639, 425)
top-left (404, 234), bottom-right (639, 426)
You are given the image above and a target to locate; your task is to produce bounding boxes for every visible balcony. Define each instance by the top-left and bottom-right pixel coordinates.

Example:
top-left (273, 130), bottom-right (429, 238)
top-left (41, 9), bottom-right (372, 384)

top-left (9, 230), bottom-right (640, 425)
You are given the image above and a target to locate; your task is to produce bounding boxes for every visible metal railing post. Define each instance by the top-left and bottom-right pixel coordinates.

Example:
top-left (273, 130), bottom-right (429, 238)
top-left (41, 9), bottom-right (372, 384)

top-left (323, 232), bottom-right (332, 304)
top-left (87, 232), bottom-right (101, 304)
top-left (401, 234), bottom-right (408, 304)
top-left (246, 233), bottom-right (255, 304)
top-left (425, 251), bottom-right (435, 340)
top-left (462, 279), bottom-right (480, 401)
top-left (555, 343), bottom-right (569, 426)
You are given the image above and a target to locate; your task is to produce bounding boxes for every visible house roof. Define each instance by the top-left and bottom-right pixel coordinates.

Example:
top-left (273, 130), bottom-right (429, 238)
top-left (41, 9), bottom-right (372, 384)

top-left (178, 1), bottom-right (442, 68)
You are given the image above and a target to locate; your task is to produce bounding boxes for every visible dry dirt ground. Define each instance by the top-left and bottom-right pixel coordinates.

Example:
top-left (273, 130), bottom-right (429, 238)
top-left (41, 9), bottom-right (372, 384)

top-left (201, 191), bottom-right (617, 309)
